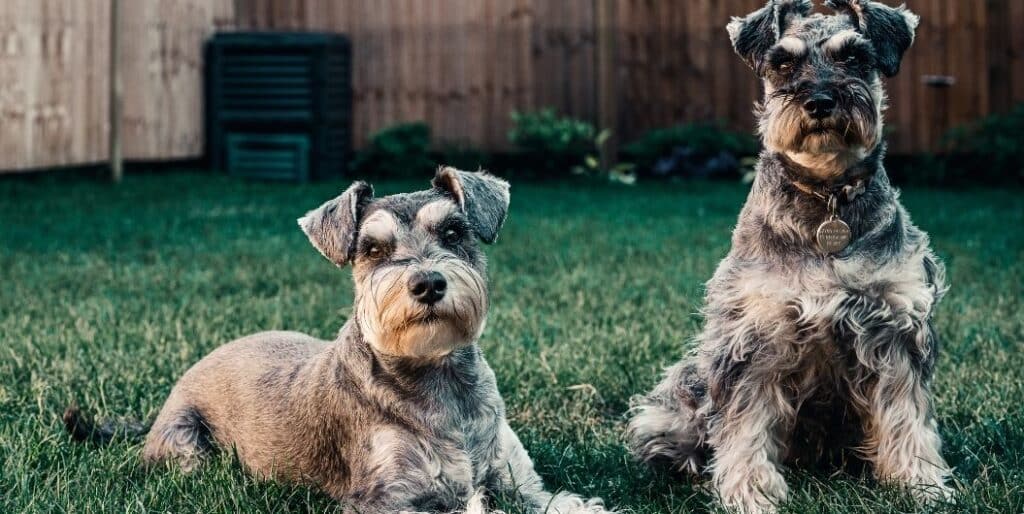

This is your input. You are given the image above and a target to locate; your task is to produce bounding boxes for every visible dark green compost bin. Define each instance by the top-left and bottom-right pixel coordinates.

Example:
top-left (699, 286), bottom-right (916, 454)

top-left (206, 32), bottom-right (351, 182)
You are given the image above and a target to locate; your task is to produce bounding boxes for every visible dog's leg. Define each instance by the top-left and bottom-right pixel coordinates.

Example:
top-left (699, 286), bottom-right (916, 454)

top-left (490, 423), bottom-right (610, 514)
top-left (859, 371), bottom-right (951, 502)
top-left (626, 360), bottom-right (708, 474)
top-left (706, 363), bottom-right (793, 514)
top-left (847, 323), bottom-right (953, 504)
top-left (708, 395), bottom-right (790, 514)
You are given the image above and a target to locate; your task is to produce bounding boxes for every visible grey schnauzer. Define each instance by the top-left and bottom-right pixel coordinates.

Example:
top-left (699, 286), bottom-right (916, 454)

top-left (65, 168), bottom-right (608, 514)
top-left (626, 1), bottom-right (952, 512)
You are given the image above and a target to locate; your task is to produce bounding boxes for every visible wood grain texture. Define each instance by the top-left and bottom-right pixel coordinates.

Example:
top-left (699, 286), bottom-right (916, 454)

top-left (0, 0), bottom-right (108, 171)
top-left (0, 0), bottom-right (221, 171)
top-left (119, 0), bottom-right (219, 160)
top-left (1, 0), bottom-right (1023, 172)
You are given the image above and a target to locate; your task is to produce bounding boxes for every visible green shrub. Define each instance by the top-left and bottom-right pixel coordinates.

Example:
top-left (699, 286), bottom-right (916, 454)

top-left (508, 109), bottom-right (596, 175)
top-left (945, 103), bottom-right (1024, 184)
top-left (885, 154), bottom-right (952, 186)
top-left (350, 122), bottom-right (436, 178)
top-left (622, 122), bottom-right (759, 179)
top-left (507, 109), bottom-right (636, 183)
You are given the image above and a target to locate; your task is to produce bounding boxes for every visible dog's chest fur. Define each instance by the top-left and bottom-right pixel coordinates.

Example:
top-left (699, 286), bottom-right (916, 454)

top-left (712, 248), bottom-right (936, 339)
top-left (700, 155), bottom-right (945, 400)
top-left (362, 370), bottom-right (504, 504)
top-left (311, 326), bottom-right (507, 507)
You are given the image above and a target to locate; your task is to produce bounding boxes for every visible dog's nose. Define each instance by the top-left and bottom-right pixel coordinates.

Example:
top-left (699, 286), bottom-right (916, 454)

top-left (803, 94), bottom-right (837, 119)
top-left (408, 271), bottom-right (447, 304)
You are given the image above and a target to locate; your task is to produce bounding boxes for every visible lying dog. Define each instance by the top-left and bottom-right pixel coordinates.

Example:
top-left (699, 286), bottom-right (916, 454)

top-left (627, 1), bottom-right (952, 513)
top-left (66, 168), bottom-right (608, 514)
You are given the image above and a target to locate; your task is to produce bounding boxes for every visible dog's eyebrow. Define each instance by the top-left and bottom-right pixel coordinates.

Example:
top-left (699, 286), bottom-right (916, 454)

top-left (776, 37), bottom-right (807, 55)
top-left (360, 210), bottom-right (401, 240)
top-left (415, 200), bottom-right (458, 228)
top-left (820, 30), bottom-right (863, 52)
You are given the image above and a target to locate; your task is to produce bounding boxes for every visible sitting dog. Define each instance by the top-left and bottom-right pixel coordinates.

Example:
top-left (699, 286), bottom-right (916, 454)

top-left (627, 1), bottom-right (952, 512)
top-left (66, 168), bottom-right (607, 514)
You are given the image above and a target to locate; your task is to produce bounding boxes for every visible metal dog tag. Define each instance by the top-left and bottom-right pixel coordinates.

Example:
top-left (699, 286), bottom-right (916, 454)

top-left (817, 217), bottom-right (851, 254)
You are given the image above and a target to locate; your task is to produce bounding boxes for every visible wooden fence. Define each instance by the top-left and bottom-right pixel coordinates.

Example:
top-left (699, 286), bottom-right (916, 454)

top-left (1, 0), bottom-right (1022, 172)
top-left (0, 0), bottom-right (235, 171)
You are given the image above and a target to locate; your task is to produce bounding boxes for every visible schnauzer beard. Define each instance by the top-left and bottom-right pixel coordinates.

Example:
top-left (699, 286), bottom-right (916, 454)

top-left (354, 259), bottom-right (488, 359)
top-left (759, 79), bottom-right (883, 178)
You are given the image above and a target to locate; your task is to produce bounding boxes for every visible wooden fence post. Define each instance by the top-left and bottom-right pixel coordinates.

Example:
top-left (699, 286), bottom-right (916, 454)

top-left (595, 0), bottom-right (618, 169)
top-left (109, 0), bottom-right (123, 183)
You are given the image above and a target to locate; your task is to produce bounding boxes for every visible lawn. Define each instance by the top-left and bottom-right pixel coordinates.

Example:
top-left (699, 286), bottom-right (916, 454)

top-left (1, 172), bottom-right (1022, 513)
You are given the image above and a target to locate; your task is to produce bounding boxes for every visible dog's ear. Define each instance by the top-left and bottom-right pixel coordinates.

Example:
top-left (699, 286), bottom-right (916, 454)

top-left (825, 0), bottom-right (919, 77)
top-left (432, 167), bottom-right (510, 244)
top-left (298, 181), bottom-right (374, 266)
top-left (727, 0), bottom-right (813, 74)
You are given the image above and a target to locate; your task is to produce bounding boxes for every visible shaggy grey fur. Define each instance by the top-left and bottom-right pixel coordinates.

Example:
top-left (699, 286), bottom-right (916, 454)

top-left (67, 168), bottom-right (608, 514)
top-left (627, 2), bottom-right (952, 513)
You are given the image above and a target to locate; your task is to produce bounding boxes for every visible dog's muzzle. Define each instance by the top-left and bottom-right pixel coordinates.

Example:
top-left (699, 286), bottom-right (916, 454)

top-left (803, 93), bottom-right (836, 120)
top-left (408, 270), bottom-right (447, 305)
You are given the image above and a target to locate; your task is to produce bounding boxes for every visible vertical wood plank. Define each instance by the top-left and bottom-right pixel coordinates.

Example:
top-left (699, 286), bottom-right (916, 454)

top-left (110, 0), bottom-right (122, 181)
top-left (1010, 0), bottom-right (1024, 103)
top-left (4, 0), bottom-right (1023, 171)
top-left (986, 0), bottom-right (1010, 114)
top-left (595, 0), bottom-right (617, 166)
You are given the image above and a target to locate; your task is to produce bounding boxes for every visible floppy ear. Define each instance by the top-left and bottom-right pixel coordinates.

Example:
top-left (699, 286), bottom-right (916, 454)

top-left (432, 167), bottom-right (510, 244)
top-left (727, 0), bottom-right (813, 74)
top-left (825, 0), bottom-right (919, 77)
top-left (297, 181), bottom-right (374, 266)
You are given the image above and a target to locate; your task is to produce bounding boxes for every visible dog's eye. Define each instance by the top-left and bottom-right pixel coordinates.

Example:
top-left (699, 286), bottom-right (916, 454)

top-left (362, 241), bottom-right (391, 260)
top-left (844, 55), bottom-right (859, 66)
top-left (778, 62), bottom-right (793, 72)
top-left (442, 227), bottom-right (463, 245)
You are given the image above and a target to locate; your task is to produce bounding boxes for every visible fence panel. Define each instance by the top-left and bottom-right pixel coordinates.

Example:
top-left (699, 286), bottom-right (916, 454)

top-left (1, 0), bottom-right (1022, 172)
top-left (233, 0), bottom-right (537, 150)
top-left (120, 0), bottom-right (219, 160)
top-left (0, 0), bottom-right (109, 171)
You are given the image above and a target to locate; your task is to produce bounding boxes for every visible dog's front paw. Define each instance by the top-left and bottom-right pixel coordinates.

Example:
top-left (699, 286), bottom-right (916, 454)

top-left (545, 493), bottom-right (613, 514)
top-left (720, 493), bottom-right (780, 514)
top-left (877, 457), bottom-right (955, 507)
top-left (908, 481), bottom-right (957, 507)
top-left (716, 466), bottom-right (788, 514)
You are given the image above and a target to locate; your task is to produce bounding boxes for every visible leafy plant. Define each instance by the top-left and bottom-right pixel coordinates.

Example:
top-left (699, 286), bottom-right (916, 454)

top-left (508, 109), bottom-right (635, 183)
top-left (508, 109), bottom-right (597, 175)
top-left (571, 129), bottom-right (637, 185)
top-left (945, 103), bottom-right (1024, 184)
top-left (350, 122), bottom-right (436, 178)
top-left (622, 122), bottom-right (759, 180)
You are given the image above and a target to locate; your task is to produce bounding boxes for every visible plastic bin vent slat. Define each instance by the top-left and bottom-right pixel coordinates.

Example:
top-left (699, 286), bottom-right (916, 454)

top-left (215, 54), bottom-right (315, 118)
top-left (207, 32), bottom-right (352, 181)
top-left (226, 133), bottom-right (310, 182)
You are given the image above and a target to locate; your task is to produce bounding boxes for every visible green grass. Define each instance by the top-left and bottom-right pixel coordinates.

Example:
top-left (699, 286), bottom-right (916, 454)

top-left (1, 172), bottom-right (1022, 513)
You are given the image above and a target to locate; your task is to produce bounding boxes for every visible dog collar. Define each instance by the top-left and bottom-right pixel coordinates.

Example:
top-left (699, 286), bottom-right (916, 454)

top-left (790, 176), bottom-right (869, 204)
top-left (777, 147), bottom-right (882, 254)
top-left (778, 150), bottom-right (879, 205)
